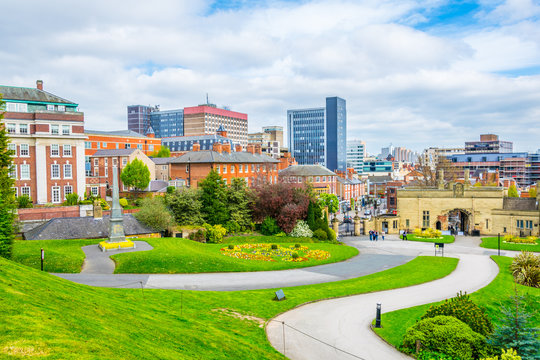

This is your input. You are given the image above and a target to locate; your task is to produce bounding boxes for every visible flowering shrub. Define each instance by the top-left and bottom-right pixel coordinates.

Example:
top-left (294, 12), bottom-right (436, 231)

top-left (481, 348), bottom-right (522, 360)
top-left (99, 240), bottom-right (135, 250)
top-left (219, 243), bottom-right (329, 263)
top-left (413, 228), bottom-right (442, 239)
top-left (204, 224), bottom-right (227, 244)
top-left (289, 220), bottom-right (313, 238)
top-left (503, 235), bottom-right (538, 244)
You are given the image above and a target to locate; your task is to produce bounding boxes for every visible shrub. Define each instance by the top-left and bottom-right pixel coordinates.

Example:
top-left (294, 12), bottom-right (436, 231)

top-left (504, 235), bottom-right (537, 244)
top-left (275, 232), bottom-right (286, 237)
top-left (292, 252), bottom-right (299, 259)
top-left (417, 351), bottom-right (458, 360)
top-left (481, 348), bottom-right (522, 360)
top-left (224, 220), bottom-right (241, 234)
top-left (119, 198), bottom-right (129, 208)
top-left (414, 228), bottom-right (442, 238)
top-left (203, 224), bottom-right (227, 244)
top-left (63, 193), bottom-right (79, 206)
top-left (271, 244), bottom-right (278, 250)
top-left (227, 244), bottom-right (234, 250)
top-left (403, 315), bottom-right (490, 360)
top-left (99, 198), bottom-right (109, 210)
top-left (313, 229), bottom-right (328, 241)
top-left (421, 291), bottom-right (494, 336)
top-left (166, 186), bottom-right (176, 194)
top-left (289, 220), bottom-right (313, 238)
top-left (294, 243), bottom-right (301, 248)
top-left (16, 195), bottom-right (33, 208)
top-left (510, 251), bottom-right (540, 288)
top-left (326, 228), bottom-right (336, 241)
top-left (134, 197), bottom-right (175, 232)
top-left (189, 229), bottom-right (206, 243)
top-left (261, 217), bottom-right (281, 236)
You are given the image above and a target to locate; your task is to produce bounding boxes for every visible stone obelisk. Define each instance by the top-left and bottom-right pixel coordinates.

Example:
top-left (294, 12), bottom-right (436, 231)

top-left (107, 166), bottom-right (126, 243)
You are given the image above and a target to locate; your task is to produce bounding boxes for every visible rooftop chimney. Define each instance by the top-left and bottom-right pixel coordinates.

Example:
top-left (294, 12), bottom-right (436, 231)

top-left (246, 144), bottom-right (255, 154)
top-left (222, 143), bottom-right (231, 154)
top-left (213, 142), bottom-right (223, 153)
top-left (192, 142), bottom-right (200, 151)
top-left (36, 80), bottom-right (43, 91)
top-left (235, 144), bottom-right (243, 152)
top-left (254, 144), bottom-right (262, 155)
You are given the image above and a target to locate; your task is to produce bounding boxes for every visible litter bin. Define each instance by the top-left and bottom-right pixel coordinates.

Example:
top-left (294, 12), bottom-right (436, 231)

top-left (471, 230), bottom-right (480, 236)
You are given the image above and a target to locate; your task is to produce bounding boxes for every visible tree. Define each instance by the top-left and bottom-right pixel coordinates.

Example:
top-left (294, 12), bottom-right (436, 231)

top-left (306, 201), bottom-right (316, 231)
top-left (0, 95), bottom-right (16, 258)
top-left (121, 159), bottom-right (151, 191)
top-left (319, 193), bottom-right (339, 213)
top-left (199, 170), bottom-right (229, 225)
top-left (135, 196), bottom-right (175, 232)
top-left (529, 187), bottom-right (537, 199)
top-left (226, 178), bottom-right (253, 230)
top-left (508, 184), bottom-right (519, 198)
top-left (488, 294), bottom-right (539, 359)
top-left (151, 146), bottom-right (170, 158)
top-left (416, 155), bottom-right (458, 187)
top-left (166, 188), bottom-right (204, 226)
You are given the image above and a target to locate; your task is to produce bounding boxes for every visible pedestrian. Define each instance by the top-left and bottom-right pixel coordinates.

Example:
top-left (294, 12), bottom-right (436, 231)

top-left (382, 230), bottom-right (385, 241)
top-left (375, 231), bottom-right (378, 241)
top-left (402, 230), bottom-right (407, 241)
top-left (369, 230), bottom-right (373, 241)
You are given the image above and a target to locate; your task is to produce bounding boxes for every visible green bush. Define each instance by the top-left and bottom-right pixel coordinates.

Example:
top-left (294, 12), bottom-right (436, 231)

top-left (292, 252), bottom-right (299, 259)
top-left (403, 315), bottom-right (490, 360)
top-left (134, 197), bottom-right (175, 232)
top-left (422, 291), bottom-right (494, 336)
top-left (63, 193), bottom-right (79, 206)
top-left (261, 217), bottom-right (281, 236)
top-left (326, 228), bottom-right (336, 241)
top-left (510, 251), bottom-right (540, 288)
top-left (481, 348), bottom-right (522, 360)
top-left (203, 224), bottom-right (227, 244)
top-left (275, 232), bottom-right (286, 237)
top-left (313, 229), bottom-right (328, 241)
top-left (227, 244), bottom-right (234, 250)
top-left (16, 195), bottom-right (33, 209)
top-left (166, 186), bottom-right (176, 194)
top-left (224, 220), bottom-right (241, 234)
top-left (119, 198), bottom-right (129, 208)
top-left (294, 243), bottom-right (301, 248)
top-left (189, 229), bottom-right (206, 243)
top-left (417, 351), bottom-right (458, 360)
top-left (271, 244), bottom-right (278, 250)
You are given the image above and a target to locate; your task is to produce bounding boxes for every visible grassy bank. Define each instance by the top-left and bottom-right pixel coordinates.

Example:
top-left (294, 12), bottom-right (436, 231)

top-left (1, 256), bottom-right (457, 359)
top-left (480, 236), bottom-right (540, 252)
top-left (374, 256), bottom-right (540, 349)
top-left (112, 237), bottom-right (358, 274)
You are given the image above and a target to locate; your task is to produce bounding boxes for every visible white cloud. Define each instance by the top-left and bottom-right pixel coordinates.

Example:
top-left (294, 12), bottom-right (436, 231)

top-left (0, 0), bottom-right (539, 153)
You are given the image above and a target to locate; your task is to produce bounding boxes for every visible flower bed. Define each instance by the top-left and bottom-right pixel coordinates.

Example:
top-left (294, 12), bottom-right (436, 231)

top-left (99, 240), bottom-right (135, 251)
top-left (503, 235), bottom-right (538, 245)
top-left (220, 243), bottom-right (330, 262)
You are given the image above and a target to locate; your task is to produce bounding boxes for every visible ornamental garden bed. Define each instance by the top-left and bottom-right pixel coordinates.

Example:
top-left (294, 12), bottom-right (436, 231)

top-left (480, 236), bottom-right (540, 252)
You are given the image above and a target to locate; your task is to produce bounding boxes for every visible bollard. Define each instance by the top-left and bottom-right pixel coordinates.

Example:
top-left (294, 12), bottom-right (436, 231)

top-left (41, 248), bottom-right (44, 271)
top-left (375, 303), bottom-right (382, 328)
top-left (497, 233), bottom-right (500, 256)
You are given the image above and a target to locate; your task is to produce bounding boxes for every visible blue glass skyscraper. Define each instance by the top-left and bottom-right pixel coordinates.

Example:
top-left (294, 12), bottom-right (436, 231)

top-left (149, 109), bottom-right (184, 138)
top-left (287, 96), bottom-right (347, 171)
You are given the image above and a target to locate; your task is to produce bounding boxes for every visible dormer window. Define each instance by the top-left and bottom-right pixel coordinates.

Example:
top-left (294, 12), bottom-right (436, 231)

top-left (6, 102), bottom-right (27, 112)
top-left (47, 104), bottom-right (55, 111)
top-left (58, 105), bottom-right (66, 112)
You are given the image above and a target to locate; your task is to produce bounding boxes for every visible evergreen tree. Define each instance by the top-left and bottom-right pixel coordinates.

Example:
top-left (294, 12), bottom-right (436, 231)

top-left (306, 201), bottom-right (316, 231)
top-left (0, 95), bottom-right (16, 258)
top-left (199, 170), bottom-right (229, 225)
top-left (166, 188), bottom-right (204, 226)
top-left (226, 178), bottom-right (253, 229)
top-left (508, 184), bottom-right (519, 198)
top-left (488, 294), bottom-right (539, 359)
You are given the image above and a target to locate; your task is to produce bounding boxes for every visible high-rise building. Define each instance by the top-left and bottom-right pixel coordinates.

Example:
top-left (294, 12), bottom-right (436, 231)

top-left (1, 80), bottom-right (86, 204)
top-left (465, 134), bottom-right (513, 153)
top-left (262, 126), bottom-right (284, 146)
top-left (347, 140), bottom-right (365, 174)
top-left (287, 96), bottom-right (347, 171)
top-left (183, 105), bottom-right (248, 147)
top-left (127, 105), bottom-right (157, 135)
top-left (149, 109), bottom-right (184, 138)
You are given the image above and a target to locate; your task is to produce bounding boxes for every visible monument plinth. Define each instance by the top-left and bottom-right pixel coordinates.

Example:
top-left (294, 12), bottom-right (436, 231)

top-left (99, 166), bottom-right (135, 252)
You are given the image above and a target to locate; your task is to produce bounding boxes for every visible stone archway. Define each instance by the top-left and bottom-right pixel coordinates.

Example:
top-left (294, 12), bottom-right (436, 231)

top-left (435, 221), bottom-right (442, 230)
top-left (447, 209), bottom-right (471, 235)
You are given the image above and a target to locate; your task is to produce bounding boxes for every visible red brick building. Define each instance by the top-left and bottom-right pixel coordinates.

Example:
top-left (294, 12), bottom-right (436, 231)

top-left (278, 165), bottom-right (337, 195)
top-left (2, 81), bottom-right (86, 204)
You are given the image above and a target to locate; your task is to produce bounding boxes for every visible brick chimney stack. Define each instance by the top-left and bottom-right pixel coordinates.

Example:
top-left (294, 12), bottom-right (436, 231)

top-left (246, 144), bottom-right (255, 154)
top-left (254, 144), bottom-right (262, 155)
top-left (213, 142), bottom-right (223, 153)
top-left (235, 144), bottom-right (243, 152)
top-left (192, 142), bottom-right (200, 151)
top-left (222, 143), bottom-right (231, 154)
top-left (36, 80), bottom-right (43, 91)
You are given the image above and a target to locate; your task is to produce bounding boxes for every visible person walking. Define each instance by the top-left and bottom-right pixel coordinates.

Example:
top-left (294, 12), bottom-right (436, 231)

top-left (402, 230), bottom-right (407, 241)
top-left (374, 231), bottom-right (378, 241)
top-left (381, 230), bottom-right (385, 241)
top-left (369, 230), bottom-right (373, 241)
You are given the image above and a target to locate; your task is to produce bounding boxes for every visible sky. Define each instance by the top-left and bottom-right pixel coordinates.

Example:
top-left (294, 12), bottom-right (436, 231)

top-left (1, 0), bottom-right (540, 155)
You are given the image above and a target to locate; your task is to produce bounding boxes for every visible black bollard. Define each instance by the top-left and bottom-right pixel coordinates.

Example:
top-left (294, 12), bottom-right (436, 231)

top-left (375, 303), bottom-right (382, 328)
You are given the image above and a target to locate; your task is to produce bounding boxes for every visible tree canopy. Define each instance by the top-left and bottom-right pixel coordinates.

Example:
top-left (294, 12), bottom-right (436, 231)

top-left (0, 95), bottom-right (16, 258)
top-left (166, 188), bottom-right (204, 226)
top-left (319, 193), bottom-right (339, 213)
top-left (151, 146), bottom-right (170, 158)
top-left (199, 170), bottom-right (229, 225)
top-left (120, 159), bottom-right (151, 191)
top-left (508, 184), bottom-right (518, 198)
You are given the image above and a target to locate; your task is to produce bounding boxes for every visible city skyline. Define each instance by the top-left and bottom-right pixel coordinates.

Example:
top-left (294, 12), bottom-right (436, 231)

top-left (1, 0), bottom-right (540, 155)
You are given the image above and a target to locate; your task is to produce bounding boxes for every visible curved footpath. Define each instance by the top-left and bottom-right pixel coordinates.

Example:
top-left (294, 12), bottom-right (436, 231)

top-left (265, 236), bottom-right (509, 360)
top-left (54, 239), bottom-right (415, 291)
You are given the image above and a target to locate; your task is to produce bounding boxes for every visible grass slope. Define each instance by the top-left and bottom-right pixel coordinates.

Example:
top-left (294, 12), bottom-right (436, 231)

top-left (480, 236), bottom-right (540, 252)
top-left (374, 256), bottom-right (540, 349)
top-left (404, 235), bottom-right (455, 243)
top-left (11, 239), bottom-right (101, 273)
top-left (1, 256), bottom-right (457, 359)
top-left (111, 237), bottom-right (358, 274)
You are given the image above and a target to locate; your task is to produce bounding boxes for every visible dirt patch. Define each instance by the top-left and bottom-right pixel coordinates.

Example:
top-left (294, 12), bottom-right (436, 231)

top-left (212, 308), bottom-right (265, 328)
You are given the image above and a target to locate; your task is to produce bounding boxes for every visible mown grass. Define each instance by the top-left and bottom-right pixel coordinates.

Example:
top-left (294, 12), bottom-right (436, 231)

top-left (0, 256), bottom-right (457, 359)
top-left (11, 239), bottom-right (101, 273)
top-left (480, 236), bottom-right (540, 252)
top-left (374, 256), bottom-right (540, 349)
top-left (111, 237), bottom-right (358, 274)
top-left (404, 234), bottom-right (455, 243)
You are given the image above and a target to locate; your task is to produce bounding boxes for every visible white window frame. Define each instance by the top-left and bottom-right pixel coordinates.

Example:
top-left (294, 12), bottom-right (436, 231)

top-left (94, 167), bottom-right (99, 177)
top-left (91, 186), bottom-right (99, 196)
top-left (64, 185), bottom-right (73, 199)
top-left (104, 167), bottom-right (108, 177)
top-left (51, 124), bottom-right (59, 135)
top-left (52, 186), bottom-right (61, 203)
top-left (51, 164), bottom-right (60, 179)
top-left (62, 125), bottom-right (70, 135)
top-left (20, 143), bottom-right (29, 157)
top-left (19, 124), bottom-right (28, 134)
top-left (58, 105), bottom-right (66, 112)
top-left (94, 158), bottom-right (99, 166)
top-left (6, 123), bottom-right (16, 134)
top-left (64, 164), bottom-right (72, 179)
top-left (20, 164), bottom-right (30, 180)
top-left (21, 186), bottom-right (30, 197)
top-left (8, 143), bottom-right (17, 156)
top-left (122, 157), bottom-right (128, 166)
top-left (9, 162), bottom-right (17, 179)
top-left (63, 144), bottom-right (72, 157)
top-left (50, 144), bottom-right (59, 157)
top-left (47, 104), bottom-right (55, 111)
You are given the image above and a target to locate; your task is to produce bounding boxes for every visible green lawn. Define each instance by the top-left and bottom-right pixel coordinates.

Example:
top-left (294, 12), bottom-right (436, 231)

top-left (480, 236), bottom-right (540, 252)
top-left (404, 234), bottom-right (455, 243)
top-left (374, 256), bottom-right (540, 350)
top-left (11, 239), bottom-right (101, 273)
top-left (112, 237), bottom-right (358, 274)
top-left (0, 255), bottom-right (457, 359)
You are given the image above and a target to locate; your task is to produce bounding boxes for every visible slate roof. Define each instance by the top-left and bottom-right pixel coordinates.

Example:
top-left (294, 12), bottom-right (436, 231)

top-left (151, 157), bottom-right (174, 165)
top-left (92, 148), bottom-right (137, 157)
top-left (0, 85), bottom-right (76, 105)
top-left (148, 180), bottom-right (169, 192)
top-left (162, 134), bottom-right (231, 143)
top-left (85, 129), bottom-right (150, 138)
top-left (24, 214), bottom-right (156, 240)
top-left (170, 150), bottom-right (279, 164)
top-left (279, 165), bottom-right (336, 177)
top-left (367, 175), bottom-right (393, 183)
top-left (502, 197), bottom-right (538, 211)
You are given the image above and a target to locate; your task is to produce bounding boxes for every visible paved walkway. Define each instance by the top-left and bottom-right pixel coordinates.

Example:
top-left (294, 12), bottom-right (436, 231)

top-left (265, 235), bottom-right (511, 360)
top-left (80, 241), bottom-right (154, 274)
